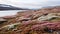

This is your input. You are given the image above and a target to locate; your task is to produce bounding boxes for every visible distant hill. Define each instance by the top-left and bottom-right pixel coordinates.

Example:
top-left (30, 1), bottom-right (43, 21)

top-left (0, 4), bottom-right (30, 10)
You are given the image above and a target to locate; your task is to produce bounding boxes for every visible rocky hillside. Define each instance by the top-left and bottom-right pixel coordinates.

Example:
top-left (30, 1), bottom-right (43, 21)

top-left (0, 6), bottom-right (60, 34)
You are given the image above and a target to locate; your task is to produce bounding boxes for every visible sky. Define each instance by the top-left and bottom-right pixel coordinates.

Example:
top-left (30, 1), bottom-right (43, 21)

top-left (0, 0), bottom-right (60, 9)
top-left (0, 0), bottom-right (60, 17)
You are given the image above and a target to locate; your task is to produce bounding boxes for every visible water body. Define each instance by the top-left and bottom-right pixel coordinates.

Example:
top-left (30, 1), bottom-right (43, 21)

top-left (0, 10), bottom-right (27, 17)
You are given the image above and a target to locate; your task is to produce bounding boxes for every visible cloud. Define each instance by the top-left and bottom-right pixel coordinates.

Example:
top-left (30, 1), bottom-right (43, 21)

top-left (0, 0), bottom-right (60, 9)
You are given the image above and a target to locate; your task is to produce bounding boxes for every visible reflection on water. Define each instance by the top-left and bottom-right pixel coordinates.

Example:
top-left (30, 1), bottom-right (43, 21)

top-left (0, 10), bottom-right (27, 17)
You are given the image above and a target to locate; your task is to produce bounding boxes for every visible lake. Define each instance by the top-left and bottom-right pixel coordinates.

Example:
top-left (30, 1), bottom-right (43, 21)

top-left (0, 10), bottom-right (27, 17)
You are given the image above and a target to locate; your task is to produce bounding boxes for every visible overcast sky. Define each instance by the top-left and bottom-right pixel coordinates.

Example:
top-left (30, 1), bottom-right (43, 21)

top-left (0, 0), bottom-right (60, 17)
top-left (0, 0), bottom-right (60, 9)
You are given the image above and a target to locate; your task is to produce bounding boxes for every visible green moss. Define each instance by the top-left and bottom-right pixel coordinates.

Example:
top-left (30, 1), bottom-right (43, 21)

top-left (49, 18), bottom-right (60, 21)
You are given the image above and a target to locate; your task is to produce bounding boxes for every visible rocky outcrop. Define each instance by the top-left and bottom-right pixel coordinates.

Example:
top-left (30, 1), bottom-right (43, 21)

top-left (0, 6), bottom-right (60, 34)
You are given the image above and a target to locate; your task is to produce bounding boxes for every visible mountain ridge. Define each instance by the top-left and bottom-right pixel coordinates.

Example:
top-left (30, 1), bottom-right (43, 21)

top-left (0, 4), bottom-right (30, 10)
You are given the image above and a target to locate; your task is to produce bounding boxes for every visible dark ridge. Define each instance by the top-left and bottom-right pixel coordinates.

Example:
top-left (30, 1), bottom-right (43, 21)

top-left (0, 4), bottom-right (30, 10)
